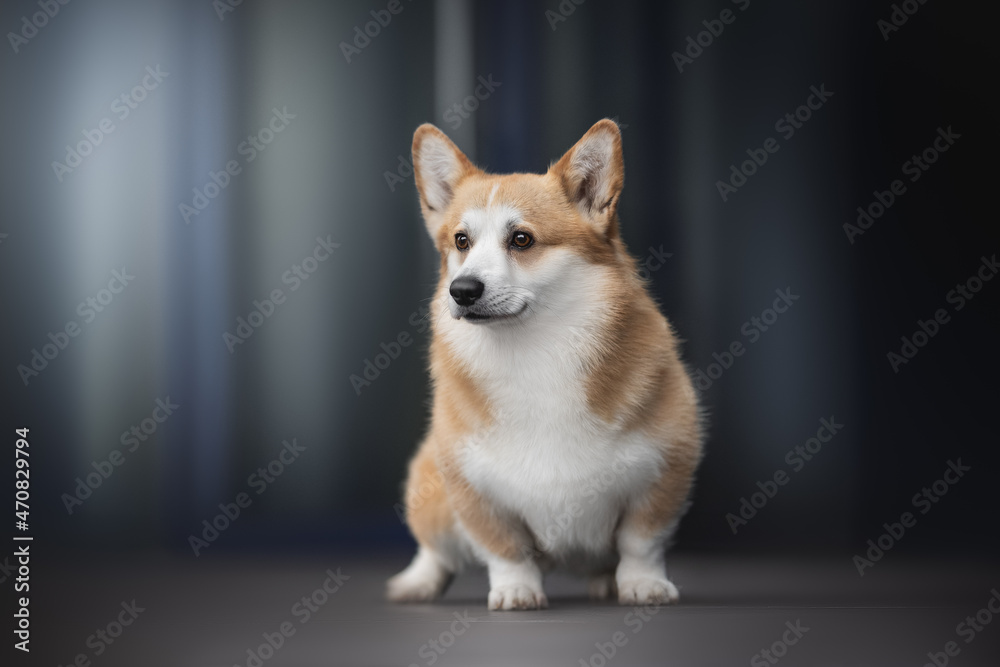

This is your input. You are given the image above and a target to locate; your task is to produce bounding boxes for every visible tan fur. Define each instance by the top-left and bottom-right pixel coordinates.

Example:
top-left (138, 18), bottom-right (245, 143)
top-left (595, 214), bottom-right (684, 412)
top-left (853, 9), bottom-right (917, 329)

top-left (395, 120), bottom-right (704, 605)
top-left (400, 441), bottom-right (452, 549)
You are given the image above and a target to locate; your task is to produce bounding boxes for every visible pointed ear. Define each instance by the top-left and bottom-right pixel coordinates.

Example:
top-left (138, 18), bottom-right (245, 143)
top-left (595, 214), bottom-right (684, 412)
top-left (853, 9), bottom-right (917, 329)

top-left (412, 124), bottom-right (480, 239)
top-left (550, 119), bottom-right (624, 237)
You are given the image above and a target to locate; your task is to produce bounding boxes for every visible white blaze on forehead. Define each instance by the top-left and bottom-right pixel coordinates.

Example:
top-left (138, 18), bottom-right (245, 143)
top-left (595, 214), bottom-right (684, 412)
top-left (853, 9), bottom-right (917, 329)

top-left (464, 181), bottom-right (514, 239)
top-left (450, 201), bottom-right (522, 280)
top-left (461, 202), bottom-right (522, 243)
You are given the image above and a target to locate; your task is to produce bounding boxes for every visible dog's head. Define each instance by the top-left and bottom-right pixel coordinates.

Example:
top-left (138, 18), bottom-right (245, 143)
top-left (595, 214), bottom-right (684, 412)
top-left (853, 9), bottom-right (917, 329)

top-left (412, 119), bottom-right (626, 326)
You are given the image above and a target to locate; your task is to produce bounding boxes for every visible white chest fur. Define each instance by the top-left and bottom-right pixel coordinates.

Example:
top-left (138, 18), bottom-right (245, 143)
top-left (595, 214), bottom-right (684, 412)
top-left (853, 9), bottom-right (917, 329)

top-left (444, 308), bottom-right (664, 559)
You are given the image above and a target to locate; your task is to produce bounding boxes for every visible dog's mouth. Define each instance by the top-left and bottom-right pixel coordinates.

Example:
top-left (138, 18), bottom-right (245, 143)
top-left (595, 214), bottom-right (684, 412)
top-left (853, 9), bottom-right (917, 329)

top-left (457, 303), bottom-right (528, 324)
top-left (462, 311), bottom-right (495, 323)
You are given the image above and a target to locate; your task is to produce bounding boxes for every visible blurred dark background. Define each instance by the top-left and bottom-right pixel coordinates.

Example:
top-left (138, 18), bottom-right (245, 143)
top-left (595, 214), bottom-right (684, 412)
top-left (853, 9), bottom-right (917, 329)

top-left (1, 0), bottom-right (997, 566)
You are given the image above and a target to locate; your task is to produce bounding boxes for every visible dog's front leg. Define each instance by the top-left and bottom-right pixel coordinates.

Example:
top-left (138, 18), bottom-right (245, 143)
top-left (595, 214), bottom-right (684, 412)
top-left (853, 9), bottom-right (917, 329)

top-left (614, 521), bottom-right (679, 606)
top-left (614, 441), bottom-right (700, 606)
top-left (444, 469), bottom-right (547, 610)
top-left (482, 551), bottom-right (547, 611)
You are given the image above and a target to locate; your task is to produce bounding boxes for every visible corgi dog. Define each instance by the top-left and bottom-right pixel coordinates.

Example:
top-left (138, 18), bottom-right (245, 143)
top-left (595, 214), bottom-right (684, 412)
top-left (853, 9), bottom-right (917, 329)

top-left (387, 119), bottom-right (703, 610)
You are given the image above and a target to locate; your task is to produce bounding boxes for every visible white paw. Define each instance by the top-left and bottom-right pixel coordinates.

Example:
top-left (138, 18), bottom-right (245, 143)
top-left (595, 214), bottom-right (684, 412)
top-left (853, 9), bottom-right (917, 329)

top-left (617, 577), bottom-right (679, 606)
top-left (588, 574), bottom-right (618, 601)
top-left (386, 570), bottom-right (447, 602)
top-left (488, 583), bottom-right (548, 610)
top-left (386, 548), bottom-right (451, 603)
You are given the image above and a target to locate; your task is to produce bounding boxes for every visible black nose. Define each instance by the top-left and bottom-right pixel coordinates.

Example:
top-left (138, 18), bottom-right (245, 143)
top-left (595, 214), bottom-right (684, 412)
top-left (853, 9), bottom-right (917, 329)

top-left (450, 277), bottom-right (484, 306)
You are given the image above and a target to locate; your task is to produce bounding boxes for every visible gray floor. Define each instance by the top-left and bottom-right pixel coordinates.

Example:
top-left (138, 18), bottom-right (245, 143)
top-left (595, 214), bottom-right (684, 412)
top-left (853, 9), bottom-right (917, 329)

top-left (25, 552), bottom-right (1000, 666)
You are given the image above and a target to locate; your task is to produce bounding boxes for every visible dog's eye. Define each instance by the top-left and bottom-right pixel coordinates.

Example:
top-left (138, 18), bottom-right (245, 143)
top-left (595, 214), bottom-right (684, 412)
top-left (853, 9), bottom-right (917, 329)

top-left (511, 232), bottom-right (533, 249)
top-left (455, 233), bottom-right (470, 250)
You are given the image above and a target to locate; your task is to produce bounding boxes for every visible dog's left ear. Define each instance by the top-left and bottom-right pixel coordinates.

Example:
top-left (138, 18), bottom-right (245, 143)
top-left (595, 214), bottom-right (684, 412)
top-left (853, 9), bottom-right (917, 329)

top-left (550, 119), bottom-right (624, 238)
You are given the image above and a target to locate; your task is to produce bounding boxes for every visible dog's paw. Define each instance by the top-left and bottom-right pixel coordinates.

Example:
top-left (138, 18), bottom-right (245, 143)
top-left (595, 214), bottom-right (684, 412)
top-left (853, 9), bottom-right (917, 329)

top-left (386, 569), bottom-right (449, 602)
top-left (617, 577), bottom-right (679, 606)
top-left (488, 584), bottom-right (548, 611)
top-left (588, 573), bottom-right (618, 601)
top-left (386, 549), bottom-right (452, 603)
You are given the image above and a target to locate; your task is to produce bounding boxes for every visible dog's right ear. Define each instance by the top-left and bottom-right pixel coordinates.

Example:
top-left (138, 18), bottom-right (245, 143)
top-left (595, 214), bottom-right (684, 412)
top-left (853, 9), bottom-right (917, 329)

top-left (412, 124), bottom-right (480, 239)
